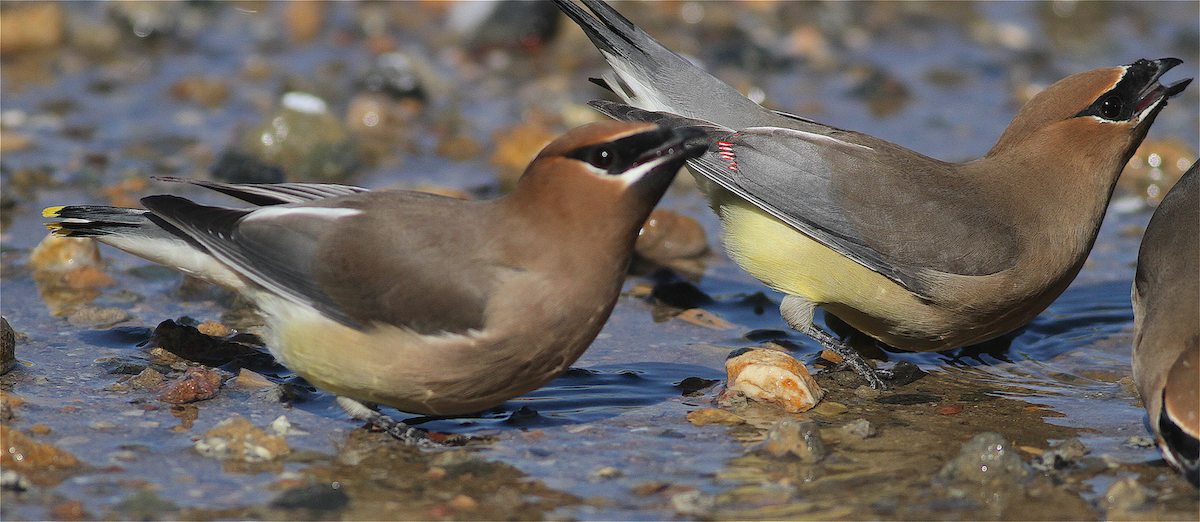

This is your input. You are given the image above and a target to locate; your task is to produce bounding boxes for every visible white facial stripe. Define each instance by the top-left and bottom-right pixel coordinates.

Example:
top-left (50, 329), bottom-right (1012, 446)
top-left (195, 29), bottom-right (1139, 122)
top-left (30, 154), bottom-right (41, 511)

top-left (245, 206), bottom-right (363, 223)
top-left (581, 155), bottom-right (674, 188)
top-left (744, 127), bottom-right (874, 151)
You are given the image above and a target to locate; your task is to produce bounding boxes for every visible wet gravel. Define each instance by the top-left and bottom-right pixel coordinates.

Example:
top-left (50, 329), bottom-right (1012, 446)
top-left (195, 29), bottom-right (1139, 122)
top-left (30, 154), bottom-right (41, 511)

top-left (2, 1), bottom-right (1199, 520)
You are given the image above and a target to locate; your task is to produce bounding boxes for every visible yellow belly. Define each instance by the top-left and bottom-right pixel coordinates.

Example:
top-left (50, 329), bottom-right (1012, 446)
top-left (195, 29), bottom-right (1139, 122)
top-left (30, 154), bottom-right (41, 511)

top-left (712, 191), bottom-right (944, 349)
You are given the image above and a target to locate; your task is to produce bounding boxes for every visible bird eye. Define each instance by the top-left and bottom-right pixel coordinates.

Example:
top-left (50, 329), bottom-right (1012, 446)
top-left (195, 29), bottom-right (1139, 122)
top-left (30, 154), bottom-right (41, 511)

top-left (1100, 95), bottom-right (1123, 119)
top-left (588, 147), bottom-right (615, 169)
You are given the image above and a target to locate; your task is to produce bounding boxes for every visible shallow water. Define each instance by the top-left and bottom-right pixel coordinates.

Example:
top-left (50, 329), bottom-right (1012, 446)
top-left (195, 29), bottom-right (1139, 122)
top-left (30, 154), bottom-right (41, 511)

top-left (2, 1), bottom-right (1198, 520)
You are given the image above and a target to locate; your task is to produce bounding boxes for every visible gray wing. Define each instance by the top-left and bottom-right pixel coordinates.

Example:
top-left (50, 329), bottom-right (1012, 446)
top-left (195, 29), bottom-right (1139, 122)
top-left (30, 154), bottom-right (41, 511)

top-left (697, 128), bottom-right (1022, 285)
top-left (154, 176), bottom-right (371, 206)
top-left (141, 191), bottom-right (498, 335)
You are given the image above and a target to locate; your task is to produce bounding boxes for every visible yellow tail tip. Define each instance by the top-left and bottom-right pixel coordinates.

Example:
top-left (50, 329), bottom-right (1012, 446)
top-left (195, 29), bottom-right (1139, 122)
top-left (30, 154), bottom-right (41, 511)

top-left (42, 206), bottom-right (66, 218)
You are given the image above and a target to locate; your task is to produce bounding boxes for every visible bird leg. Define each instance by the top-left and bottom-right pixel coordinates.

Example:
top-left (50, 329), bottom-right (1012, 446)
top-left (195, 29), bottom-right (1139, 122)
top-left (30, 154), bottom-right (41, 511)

top-left (336, 396), bottom-right (456, 448)
top-left (780, 295), bottom-right (889, 389)
top-left (803, 326), bottom-right (892, 389)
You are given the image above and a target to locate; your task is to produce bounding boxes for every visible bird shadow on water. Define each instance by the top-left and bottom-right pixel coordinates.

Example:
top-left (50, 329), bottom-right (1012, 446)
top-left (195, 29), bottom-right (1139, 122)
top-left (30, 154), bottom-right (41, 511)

top-left (397, 362), bottom-right (724, 434)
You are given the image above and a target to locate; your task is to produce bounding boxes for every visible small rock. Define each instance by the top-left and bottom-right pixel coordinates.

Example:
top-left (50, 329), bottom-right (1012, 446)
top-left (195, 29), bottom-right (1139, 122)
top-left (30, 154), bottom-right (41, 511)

top-left (158, 367), bottom-right (222, 404)
top-left (127, 368), bottom-right (166, 390)
top-left (750, 418), bottom-right (828, 463)
top-left (675, 376), bottom-right (720, 396)
top-left (853, 385), bottom-right (881, 399)
top-left (194, 415), bottom-right (290, 462)
top-left (359, 51), bottom-right (427, 101)
top-left (1123, 435), bottom-right (1155, 448)
top-left (883, 360), bottom-right (928, 387)
top-left (29, 235), bottom-right (103, 273)
top-left (935, 432), bottom-right (1028, 486)
top-left (448, 494), bottom-right (479, 510)
top-left (169, 76), bottom-right (230, 108)
top-left (270, 482), bottom-right (349, 511)
top-left (632, 480), bottom-right (670, 495)
top-left (115, 489), bottom-right (179, 518)
top-left (61, 266), bottom-right (116, 289)
top-left (196, 320), bottom-right (231, 337)
top-left (0, 424), bottom-right (80, 474)
top-left (234, 368), bottom-right (275, 389)
top-left (937, 404), bottom-right (964, 415)
top-left (67, 306), bottom-right (131, 328)
top-left (724, 347), bottom-right (825, 413)
top-left (490, 121), bottom-right (557, 190)
top-left (675, 308), bottom-right (737, 330)
top-left (240, 92), bottom-right (359, 182)
top-left (670, 489), bottom-right (715, 517)
top-left (809, 401), bottom-right (848, 416)
top-left (1031, 438), bottom-right (1088, 472)
top-left (687, 408), bottom-right (746, 427)
top-left (269, 415), bottom-right (304, 437)
top-left (210, 150), bottom-right (285, 184)
top-left (47, 499), bottom-right (89, 520)
top-left (840, 418), bottom-right (875, 439)
top-left (284, 0), bottom-right (325, 43)
top-left (589, 466), bottom-right (623, 481)
top-left (0, 469), bottom-right (31, 492)
top-left (0, 3), bottom-right (64, 57)
top-left (2, 317), bottom-right (16, 374)
top-left (1101, 476), bottom-right (1150, 513)
top-left (636, 209), bottom-right (709, 261)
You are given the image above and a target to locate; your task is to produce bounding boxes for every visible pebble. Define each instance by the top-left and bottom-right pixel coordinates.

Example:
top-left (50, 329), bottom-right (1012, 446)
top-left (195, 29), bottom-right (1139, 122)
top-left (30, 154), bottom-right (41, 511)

top-left (0, 424), bottom-right (80, 475)
top-left (635, 209), bottom-right (709, 261)
top-left (840, 418), bottom-right (875, 439)
top-left (127, 368), bottom-right (166, 390)
top-left (1122, 435), bottom-right (1155, 449)
top-left (589, 466), bottom-right (623, 481)
top-left (724, 347), bottom-right (825, 413)
top-left (671, 489), bottom-right (716, 517)
top-left (240, 92), bottom-right (359, 182)
top-left (853, 385), bottom-right (881, 399)
top-left (750, 418), bottom-right (828, 463)
top-left (66, 306), bottom-right (131, 328)
top-left (169, 76), bottom-right (230, 108)
top-left (0, 3), bottom-right (64, 57)
top-left (61, 266), bottom-right (116, 289)
top-left (934, 432), bottom-right (1029, 486)
top-left (1100, 477), bottom-right (1150, 513)
top-left (687, 408), bottom-right (747, 427)
top-left (196, 320), bottom-right (231, 337)
top-left (114, 489), bottom-right (179, 519)
top-left (1, 317), bottom-right (16, 375)
top-left (675, 308), bottom-right (737, 330)
top-left (158, 367), bottom-right (223, 404)
top-left (1031, 437), bottom-right (1088, 472)
top-left (29, 235), bottom-right (103, 273)
top-left (194, 415), bottom-right (290, 462)
top-left (270, 482), bottom-right (350, 512)
top-left (490, 121), bottom-right (557, 190)
top-left (284, 0), bottom-right (325, 43)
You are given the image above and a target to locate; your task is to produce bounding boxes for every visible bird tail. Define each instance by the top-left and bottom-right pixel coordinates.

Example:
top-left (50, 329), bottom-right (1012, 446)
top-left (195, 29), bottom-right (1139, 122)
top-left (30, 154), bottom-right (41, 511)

top-left (43, 205), bottom-right (158, 238)
top-left (553, 0), bottom-right (766, 127)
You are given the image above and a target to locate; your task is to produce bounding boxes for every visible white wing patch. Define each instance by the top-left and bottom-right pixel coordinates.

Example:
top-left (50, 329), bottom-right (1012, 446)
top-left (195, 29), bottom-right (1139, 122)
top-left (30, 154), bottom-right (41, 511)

top-left (244, 206), bottom-right (363, 223)
top-left (742, 127), bottom-right (874, 152)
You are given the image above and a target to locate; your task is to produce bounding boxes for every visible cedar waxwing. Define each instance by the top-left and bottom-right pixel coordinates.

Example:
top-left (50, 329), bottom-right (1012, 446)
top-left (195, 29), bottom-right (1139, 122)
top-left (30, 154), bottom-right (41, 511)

top-left (44, 121), bottom-right (706, 445)
top-left (1132, 162), bottom-right (1198, 486)
top-left (554, 0), bottom-right (1192, 388)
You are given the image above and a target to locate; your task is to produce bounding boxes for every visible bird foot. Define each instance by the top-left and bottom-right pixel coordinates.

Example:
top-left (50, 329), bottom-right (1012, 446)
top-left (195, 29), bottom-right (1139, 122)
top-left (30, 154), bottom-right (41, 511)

top-left (829, 350), bottom-right (889, 390)
top-left (336, 397), bottom-right (474, 447)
